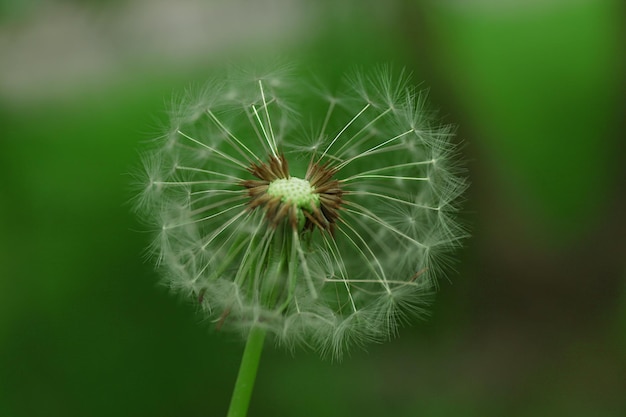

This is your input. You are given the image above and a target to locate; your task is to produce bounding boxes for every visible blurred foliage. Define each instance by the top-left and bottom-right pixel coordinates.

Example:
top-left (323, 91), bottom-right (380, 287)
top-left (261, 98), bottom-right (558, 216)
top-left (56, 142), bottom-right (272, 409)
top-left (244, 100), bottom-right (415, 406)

top-left (1, 0), bottom-right (624, 416)
top-left (420, 0), bottom-right (622, 244)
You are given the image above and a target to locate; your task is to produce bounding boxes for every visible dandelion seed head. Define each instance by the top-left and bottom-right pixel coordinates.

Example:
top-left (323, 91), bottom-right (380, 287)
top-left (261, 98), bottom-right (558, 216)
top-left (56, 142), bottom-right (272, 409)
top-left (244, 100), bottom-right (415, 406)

top-left (135, 65), bottom-right (467, 359)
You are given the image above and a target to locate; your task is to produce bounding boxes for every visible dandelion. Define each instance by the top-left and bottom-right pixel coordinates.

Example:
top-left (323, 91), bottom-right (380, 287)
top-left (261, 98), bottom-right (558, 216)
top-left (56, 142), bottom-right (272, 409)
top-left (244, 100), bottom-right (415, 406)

top-left (135, 65), bottom-right (467, 416)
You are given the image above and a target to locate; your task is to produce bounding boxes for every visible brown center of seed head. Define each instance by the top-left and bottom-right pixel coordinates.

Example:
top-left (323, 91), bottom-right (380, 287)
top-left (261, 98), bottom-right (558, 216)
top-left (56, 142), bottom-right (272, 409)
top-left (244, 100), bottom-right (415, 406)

top-left (240, 154), bottom-right (344, 234)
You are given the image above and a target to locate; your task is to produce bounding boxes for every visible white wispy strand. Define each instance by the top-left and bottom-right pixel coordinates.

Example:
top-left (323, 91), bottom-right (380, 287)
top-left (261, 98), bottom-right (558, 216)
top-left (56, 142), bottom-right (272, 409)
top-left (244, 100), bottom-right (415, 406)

top-left (134, 65), bottom-right (467, 359)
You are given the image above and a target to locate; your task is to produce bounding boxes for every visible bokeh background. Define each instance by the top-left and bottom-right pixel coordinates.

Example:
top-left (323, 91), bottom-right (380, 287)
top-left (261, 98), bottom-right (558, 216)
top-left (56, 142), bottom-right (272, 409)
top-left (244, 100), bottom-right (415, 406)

top-left (1, 0), bottom-right (624, 416)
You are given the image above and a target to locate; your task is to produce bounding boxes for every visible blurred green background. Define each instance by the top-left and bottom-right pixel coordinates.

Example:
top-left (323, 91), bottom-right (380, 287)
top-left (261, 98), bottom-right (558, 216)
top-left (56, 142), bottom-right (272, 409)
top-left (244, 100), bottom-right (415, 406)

top-left (1, 0), bottom-right (624, 416)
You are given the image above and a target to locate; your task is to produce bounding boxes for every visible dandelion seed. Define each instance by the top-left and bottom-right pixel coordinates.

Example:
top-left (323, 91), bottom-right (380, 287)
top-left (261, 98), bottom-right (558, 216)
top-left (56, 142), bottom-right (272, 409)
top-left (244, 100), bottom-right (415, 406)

top-left (135, 65), bottom-right (467, 359)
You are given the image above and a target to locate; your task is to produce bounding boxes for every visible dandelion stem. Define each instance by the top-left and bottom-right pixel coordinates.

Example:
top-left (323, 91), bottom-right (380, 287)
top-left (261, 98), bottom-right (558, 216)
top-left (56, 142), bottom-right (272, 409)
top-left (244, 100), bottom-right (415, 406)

top-left (226, 326), bottom-right (266, 417)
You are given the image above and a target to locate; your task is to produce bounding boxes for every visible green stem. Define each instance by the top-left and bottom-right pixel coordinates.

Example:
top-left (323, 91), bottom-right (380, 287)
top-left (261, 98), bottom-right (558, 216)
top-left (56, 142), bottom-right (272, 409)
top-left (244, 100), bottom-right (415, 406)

top-left (226, 326), bottom-right (267, 417)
